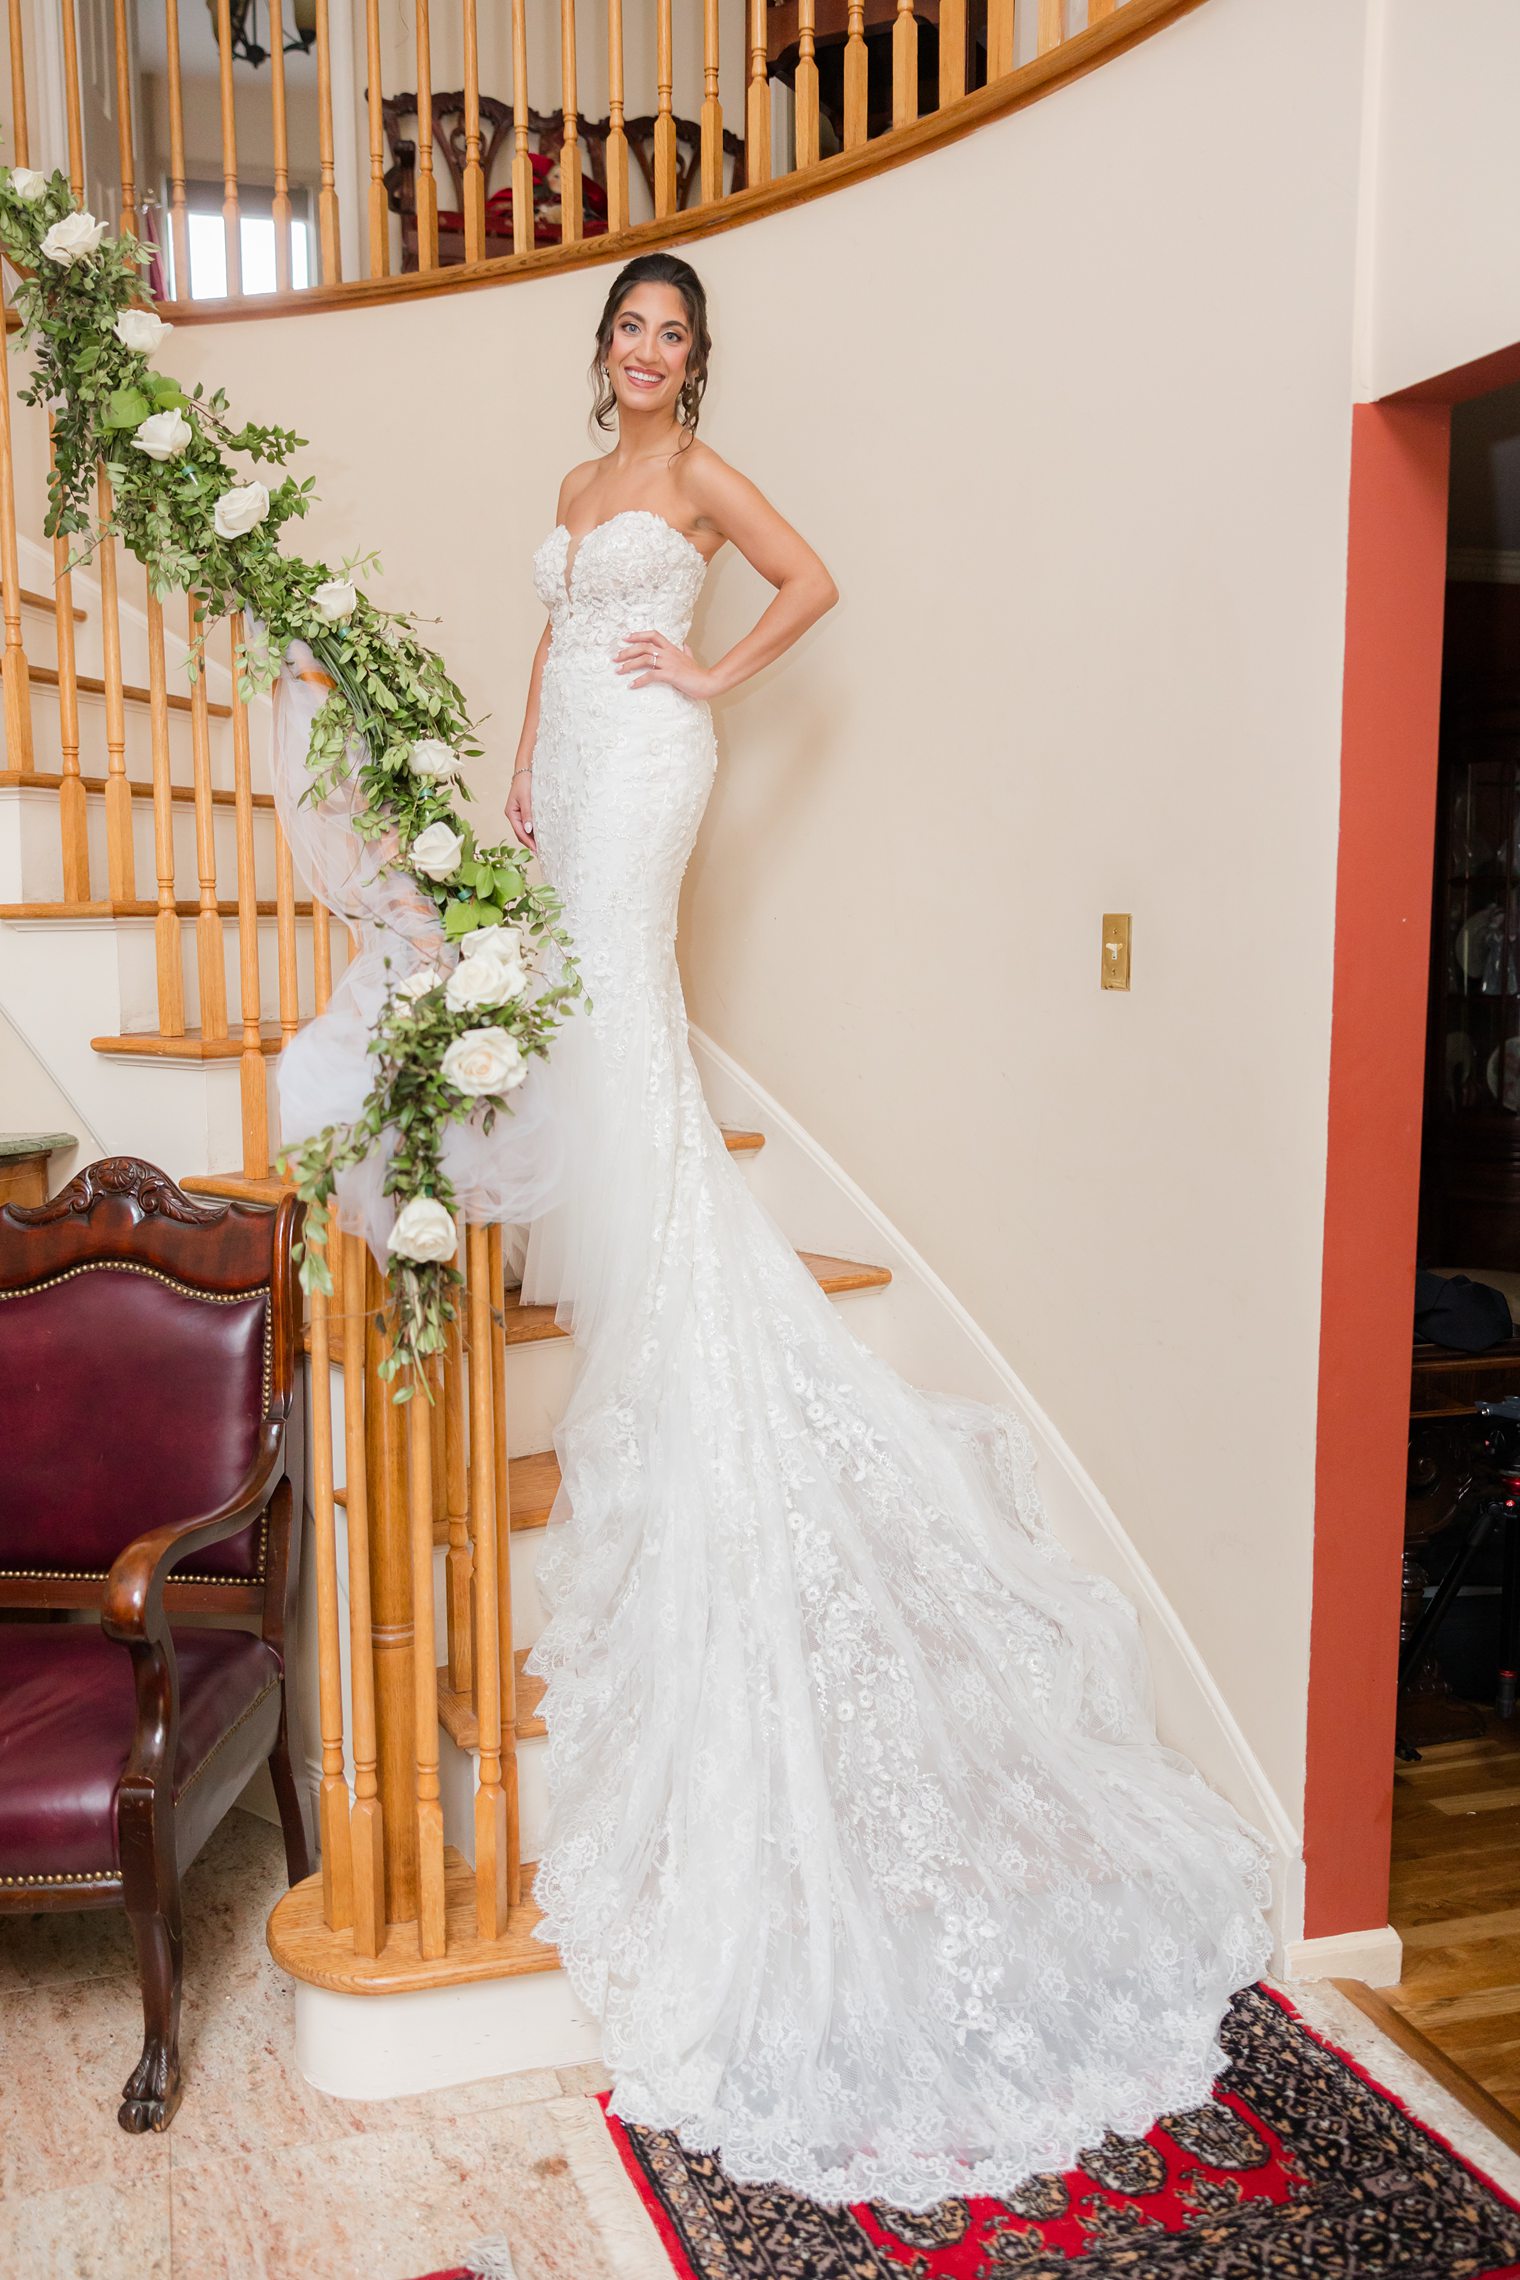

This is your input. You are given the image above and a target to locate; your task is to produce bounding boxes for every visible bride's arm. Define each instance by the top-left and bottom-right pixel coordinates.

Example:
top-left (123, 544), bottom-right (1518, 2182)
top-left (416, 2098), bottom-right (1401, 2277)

top-left (505, 620), bottom-right (551, 848)
top-left (618, 453), bottom-right (837, 699)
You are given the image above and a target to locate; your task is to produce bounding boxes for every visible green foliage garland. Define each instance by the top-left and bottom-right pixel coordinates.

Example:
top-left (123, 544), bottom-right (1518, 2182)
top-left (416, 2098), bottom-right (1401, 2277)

top-left (0, 169), bottom-right (581, 1383)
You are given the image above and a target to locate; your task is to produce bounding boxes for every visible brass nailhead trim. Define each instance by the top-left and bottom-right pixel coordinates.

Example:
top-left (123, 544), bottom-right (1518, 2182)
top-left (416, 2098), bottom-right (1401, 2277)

top-left (0, 1260), bottom-right (273, 1586)
top-left (0, 1868), bottom-right (119, 1887)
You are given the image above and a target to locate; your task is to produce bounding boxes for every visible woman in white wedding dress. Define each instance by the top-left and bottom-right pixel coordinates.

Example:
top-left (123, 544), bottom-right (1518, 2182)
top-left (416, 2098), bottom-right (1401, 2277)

top-left (505, 253), bottom-right (1273, 2213)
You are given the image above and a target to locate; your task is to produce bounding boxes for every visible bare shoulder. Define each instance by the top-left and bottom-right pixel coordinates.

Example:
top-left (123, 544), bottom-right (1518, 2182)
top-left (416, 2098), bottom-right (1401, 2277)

top-left (555, 460), bottom-right (603, 523)
top-left (674, 441), bottom-right (773, 539)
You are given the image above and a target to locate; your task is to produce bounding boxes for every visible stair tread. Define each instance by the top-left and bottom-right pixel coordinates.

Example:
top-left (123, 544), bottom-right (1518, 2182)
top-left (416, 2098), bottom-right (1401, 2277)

top-left (6, 658), bottom-right (233, 717)
top-left (504, 1248), bottom-right (890, 1343)
top-left (92, 1025), bottom-right (291, 1060)
top-left (3, 896), bottom-right (314, 920)
top-left (2, 584), bottom-right (85, 621)
top-left (0, 764), bottom-right (274, 810)
top-left (266, 1844), bottom-right (557, 1992)
top-left (437, 1649), bottom-right (545, 1752)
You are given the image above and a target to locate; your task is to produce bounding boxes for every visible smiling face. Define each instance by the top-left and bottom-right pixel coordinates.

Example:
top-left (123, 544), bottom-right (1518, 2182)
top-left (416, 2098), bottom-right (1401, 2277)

top-left (605, 284), bottom-right (693, 420)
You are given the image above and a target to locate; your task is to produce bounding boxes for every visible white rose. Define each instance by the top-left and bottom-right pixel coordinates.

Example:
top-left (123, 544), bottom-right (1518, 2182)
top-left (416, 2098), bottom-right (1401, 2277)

top-left (391, 966), bottom-right (442, 1006)
top-left (386, 1196), bottom-right (457, 1263)
top-left (131, 408), bottom-right (193, 462)
top-left (9, 168), bottom-right (48, 204)
top-left (213, 480), bottom-right (270, 540)
top-left (312, 577), bottom-right (357, 623)
top-left (461, 924), bottom-right (523, 964)
top-left (39, 209), bottom-right (106, 266)
top-left (407, 736), bottom-right (461, 784)
top-left (441, 1026), bottom-right (527, 1097)
top-left (408, 821), bottom-right (463, 882)
top-left (444, 953), bottom-right (526, 1013)
top-left (114, 306), bottom-right (171, 354)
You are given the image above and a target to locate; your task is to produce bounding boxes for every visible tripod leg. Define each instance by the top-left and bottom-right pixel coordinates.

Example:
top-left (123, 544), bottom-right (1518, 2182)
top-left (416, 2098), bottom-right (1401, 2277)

top-left (1400, 1503), bottom-right (1497, 1689)
top-left (1500, 1509), bottom-right (1520, 1719)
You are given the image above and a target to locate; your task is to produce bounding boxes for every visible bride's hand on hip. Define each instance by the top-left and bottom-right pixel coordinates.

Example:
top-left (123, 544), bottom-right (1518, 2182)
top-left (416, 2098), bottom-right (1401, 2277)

top-left (505, 767), bottom-right (535, 849)
top-left (615, 630), bottom-right (713, 699)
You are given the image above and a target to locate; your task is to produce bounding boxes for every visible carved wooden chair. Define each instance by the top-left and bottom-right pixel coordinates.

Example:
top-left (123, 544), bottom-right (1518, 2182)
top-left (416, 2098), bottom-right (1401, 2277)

top-left (381, 91), bottom-right (745, 270)
top-left (0, 1158), bottom-right (310, 2133)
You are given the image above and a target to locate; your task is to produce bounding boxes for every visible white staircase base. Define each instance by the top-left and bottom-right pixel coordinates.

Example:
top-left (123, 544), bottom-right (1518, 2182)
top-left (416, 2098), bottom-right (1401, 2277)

top-left (292, 1968), bottom-right (603, 2101)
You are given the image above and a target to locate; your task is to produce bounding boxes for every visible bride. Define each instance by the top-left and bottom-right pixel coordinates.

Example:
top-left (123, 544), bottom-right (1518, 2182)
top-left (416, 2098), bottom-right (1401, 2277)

top-left (505, 250), bottom-right (1272, 2212)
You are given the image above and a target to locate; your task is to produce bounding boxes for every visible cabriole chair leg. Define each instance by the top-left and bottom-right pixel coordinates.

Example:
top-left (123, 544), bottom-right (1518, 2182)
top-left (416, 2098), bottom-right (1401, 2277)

top-left (119, 1889), bottom-right (185, 2133)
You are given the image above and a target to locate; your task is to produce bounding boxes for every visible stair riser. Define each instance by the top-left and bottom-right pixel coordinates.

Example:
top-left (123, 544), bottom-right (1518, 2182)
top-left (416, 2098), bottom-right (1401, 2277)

top-left (12, 783), bottom-right (283, 907)
top-left (440, 1725), bottom-right (550, 1865)
top-left (3, 680), bottom-right (267, 800)
top-left (112, 911), bottom-right (328, 1035)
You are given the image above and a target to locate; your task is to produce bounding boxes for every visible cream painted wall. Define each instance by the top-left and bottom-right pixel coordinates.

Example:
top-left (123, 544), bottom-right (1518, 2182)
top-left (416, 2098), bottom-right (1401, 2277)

top-left (1362, 0), bottom-right (1520, 398)
top-left (157, 0), bottom-right (1371, 1831)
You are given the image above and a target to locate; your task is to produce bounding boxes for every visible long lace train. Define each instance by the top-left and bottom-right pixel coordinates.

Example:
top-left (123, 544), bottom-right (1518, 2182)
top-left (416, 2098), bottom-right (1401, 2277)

top-left (517, 508), bottom-right (1273, 2210)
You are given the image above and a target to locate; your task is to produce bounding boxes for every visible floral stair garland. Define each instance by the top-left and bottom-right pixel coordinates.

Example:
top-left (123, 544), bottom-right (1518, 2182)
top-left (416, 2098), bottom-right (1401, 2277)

top-left (0, 168), bottom-right (580, 1382)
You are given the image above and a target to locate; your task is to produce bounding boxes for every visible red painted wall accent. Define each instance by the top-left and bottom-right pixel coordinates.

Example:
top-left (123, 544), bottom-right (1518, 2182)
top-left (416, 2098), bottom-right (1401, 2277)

top-left (1304, 401), bottom-right (1451, 1937)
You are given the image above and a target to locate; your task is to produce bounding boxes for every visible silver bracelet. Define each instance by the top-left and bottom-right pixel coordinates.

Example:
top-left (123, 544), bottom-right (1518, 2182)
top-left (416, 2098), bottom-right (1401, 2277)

top-left (512, 768), bottom-right (533, 780)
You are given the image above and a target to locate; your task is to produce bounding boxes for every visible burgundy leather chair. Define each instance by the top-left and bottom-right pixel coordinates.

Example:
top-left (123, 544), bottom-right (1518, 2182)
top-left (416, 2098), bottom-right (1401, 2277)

top-left (0, 1157), bottom-right (311, 2132)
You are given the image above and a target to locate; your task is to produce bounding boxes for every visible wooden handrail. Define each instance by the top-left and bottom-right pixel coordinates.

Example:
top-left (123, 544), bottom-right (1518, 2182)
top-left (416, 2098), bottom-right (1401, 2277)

top-left (153, 0), bottom-right (1209, 323)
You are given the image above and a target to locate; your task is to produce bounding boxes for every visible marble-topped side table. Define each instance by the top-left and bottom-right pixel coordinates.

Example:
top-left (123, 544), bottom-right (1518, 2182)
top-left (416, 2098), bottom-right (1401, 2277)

top-left (0, 1132), bottom-right (77, 1208)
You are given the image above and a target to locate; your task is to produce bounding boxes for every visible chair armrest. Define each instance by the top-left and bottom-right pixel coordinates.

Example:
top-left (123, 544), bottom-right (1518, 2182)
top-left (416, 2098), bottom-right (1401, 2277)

top-left (102, 1417), bottom-right (286, 1644)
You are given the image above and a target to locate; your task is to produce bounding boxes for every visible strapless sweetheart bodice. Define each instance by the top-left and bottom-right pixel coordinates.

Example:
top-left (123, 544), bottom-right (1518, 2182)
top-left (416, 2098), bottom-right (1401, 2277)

top-left (531, 509), bottom-right (709, 657)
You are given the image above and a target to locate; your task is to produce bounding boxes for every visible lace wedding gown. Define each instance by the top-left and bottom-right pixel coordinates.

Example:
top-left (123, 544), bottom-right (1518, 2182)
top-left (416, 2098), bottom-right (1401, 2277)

top-left (519, 507), bottom-right (1273, 2211)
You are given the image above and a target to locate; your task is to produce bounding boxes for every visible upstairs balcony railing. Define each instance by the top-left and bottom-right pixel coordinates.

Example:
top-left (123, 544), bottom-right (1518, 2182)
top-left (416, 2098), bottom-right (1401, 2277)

top-left (0, 0), bottom-right (1196, 311)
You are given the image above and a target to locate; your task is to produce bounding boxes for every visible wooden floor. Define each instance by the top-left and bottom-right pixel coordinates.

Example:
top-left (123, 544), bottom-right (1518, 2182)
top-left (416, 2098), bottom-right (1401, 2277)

top-left (1387, 1709), bottom-right (1520, 2118)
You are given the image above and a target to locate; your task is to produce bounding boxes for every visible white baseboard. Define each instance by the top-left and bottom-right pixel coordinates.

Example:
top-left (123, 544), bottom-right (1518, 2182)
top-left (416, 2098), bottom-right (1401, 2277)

top-left (1282, 1925), bottom-right (1404, 1989)
top-left (293, 1970), bottom-right (602, 2100)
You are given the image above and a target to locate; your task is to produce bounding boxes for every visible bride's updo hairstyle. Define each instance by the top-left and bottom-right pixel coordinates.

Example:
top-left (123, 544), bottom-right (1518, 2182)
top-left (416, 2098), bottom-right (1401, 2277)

top-left (590, 254), bottom-right (711, 449)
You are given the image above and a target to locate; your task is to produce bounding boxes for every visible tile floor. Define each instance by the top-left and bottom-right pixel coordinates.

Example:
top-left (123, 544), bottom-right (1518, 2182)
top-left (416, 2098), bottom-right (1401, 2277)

top-left (0, 1810), bottom-right (617, 2280)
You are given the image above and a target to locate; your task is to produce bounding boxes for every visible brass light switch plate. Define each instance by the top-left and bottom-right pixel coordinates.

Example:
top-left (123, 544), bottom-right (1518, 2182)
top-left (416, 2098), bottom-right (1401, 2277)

top-left (1101, 913), bottom-right (1131, 990)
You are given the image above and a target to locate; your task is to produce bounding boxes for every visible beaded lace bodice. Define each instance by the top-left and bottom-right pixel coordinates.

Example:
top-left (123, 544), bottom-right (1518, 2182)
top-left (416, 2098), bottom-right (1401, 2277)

top-left (517, 508), bottom-right (1273, 2211)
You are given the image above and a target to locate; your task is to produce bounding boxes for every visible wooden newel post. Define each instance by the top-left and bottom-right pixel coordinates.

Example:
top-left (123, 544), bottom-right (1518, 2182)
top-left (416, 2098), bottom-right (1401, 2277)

top-left (408, 1386), bottom-right (448, 1958)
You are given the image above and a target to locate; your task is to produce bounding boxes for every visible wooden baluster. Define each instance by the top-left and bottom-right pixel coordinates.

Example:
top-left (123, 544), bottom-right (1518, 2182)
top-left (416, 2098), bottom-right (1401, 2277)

top-left (269, 0), bottom-right (294, 292)
top-left (938, 0), bottom-right (965, 107)
top-left (461, 0), bottom-right (486, 262)
top-left (163, 0), bottom-right (190, 293)
top-left (310, 1246), bottom-right (354, 1931)
top-left (186, 595), bottom-right (228, 1040)
top-left (145, 589), bottom-right (185, 1036)
top-left (653, 0), bottom-right (676, 216)
top-left (6, 0), bottom-right (28, 163)
top-left (558, 0), bottom-right (582, 245)
top-left (487, 1224), bottom-right (520, 1905)
top-left (229, 613), bottom-right (267, 1178)
top-left (313, 902), bottom-right (333, 1012)
top-left (315, 0), bottom-right (342, 281)
top-left (414, 0), bottom-right (439, 270)
top-left (746, 0), bottom-right (771, 186)
top-left (50, 434), bottom-right (87, 899)
top-left (365, 0), bottom-right (389, 276)
top-left (0, 284), bottom-right (31, 779)
top-left (606, 0), bottom-right (629, 234)
top-left (468, 1226), bottom-right (508, 1935)
top-left (366, 1262), bottom-right (417, 1922)
top-left (842, 0), bottom-right (867, 151)
top-left (275, 822), bottom-right (299, 1049)
top-left (795, 0), bottom-right (819, 167)
top-left (111, 0), bottom-right (137, 234)
top-left (444, 1307), bottom-right (472, 1695)
top-left (59, 0), bottom-right (84, 196)
top-left (213, 0), bottom-right (242, 295)
top-left (892, 0), bottom-right (918, 127)
top-left (409, 1385), bottom-right (447, 1957)
top-left (510, 0), bottom-right (532, 256)
top-left (699, 0), bottom-right (723, 204)
top-left (96, 472), bottom-right (133, 902)
top-left (344, 1234), bottom-right (386, 1954)
top-left (1088, 0), bottom-right (1114, 17)
top-left (1037, 0), bottom-right (1063, 50)
top-left (987, 0), bottom-right (1015, 79)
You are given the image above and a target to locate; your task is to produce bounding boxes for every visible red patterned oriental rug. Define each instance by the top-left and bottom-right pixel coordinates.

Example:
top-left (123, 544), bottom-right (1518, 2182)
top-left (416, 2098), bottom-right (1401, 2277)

top-left (414, 1986), bottom-right (1520, 2280)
